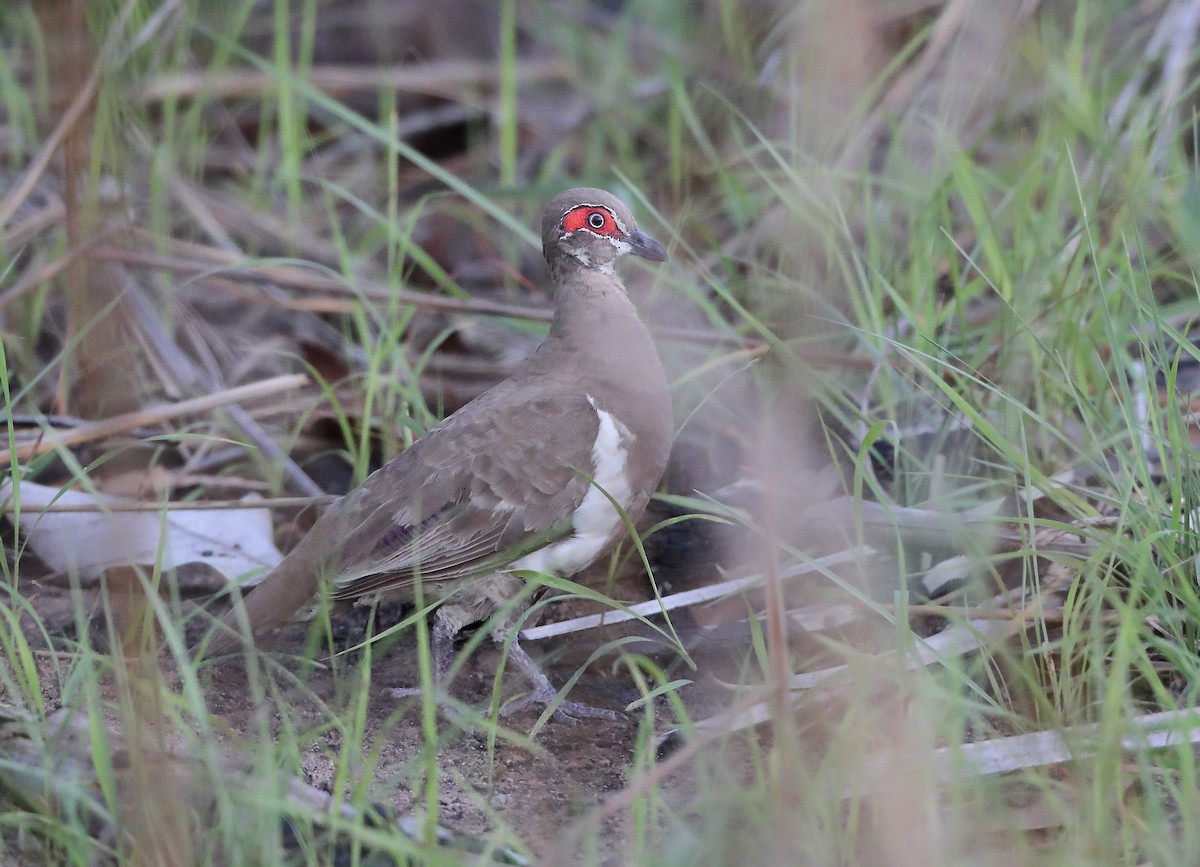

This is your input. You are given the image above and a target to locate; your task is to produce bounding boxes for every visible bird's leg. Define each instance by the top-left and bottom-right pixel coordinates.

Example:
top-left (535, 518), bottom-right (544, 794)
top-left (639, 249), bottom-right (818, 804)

top-left (494, 627), bottom-right (622, 723)
top-left (384, 605), bottom-right (465, 706)
top-left (481, 575), bottom-right (621, 722)
top-left (430, 606), bottom-right (460, 685)
top-left (386, 600), bottom-right (621, 723)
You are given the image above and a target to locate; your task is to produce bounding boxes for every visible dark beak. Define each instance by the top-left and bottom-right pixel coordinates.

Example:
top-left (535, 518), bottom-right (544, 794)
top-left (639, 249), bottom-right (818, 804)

top-left (626, 229), bottom-right (668, 262)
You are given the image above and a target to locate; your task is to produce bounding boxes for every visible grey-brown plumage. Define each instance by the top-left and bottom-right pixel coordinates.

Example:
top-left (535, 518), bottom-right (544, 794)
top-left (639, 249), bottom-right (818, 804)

top-left (204, 188), bottom-right (672, 720)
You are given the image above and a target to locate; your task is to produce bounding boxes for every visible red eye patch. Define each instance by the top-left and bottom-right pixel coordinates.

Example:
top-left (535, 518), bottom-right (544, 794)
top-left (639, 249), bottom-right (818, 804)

top-left (562, 205), bottom-right (621, 238)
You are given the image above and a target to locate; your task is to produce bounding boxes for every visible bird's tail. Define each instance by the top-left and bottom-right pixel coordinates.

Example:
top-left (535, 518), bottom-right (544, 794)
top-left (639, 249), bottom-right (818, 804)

top-left (199, 537), bottom-right (323, 658)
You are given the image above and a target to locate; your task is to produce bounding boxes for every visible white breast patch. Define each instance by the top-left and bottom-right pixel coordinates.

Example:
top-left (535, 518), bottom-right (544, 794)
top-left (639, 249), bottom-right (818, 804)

top-left (512, 396), bottom-right (633, 577)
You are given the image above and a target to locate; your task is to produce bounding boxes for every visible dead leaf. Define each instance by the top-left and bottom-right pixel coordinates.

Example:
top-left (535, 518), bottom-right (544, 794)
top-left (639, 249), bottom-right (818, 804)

top-left (2, 479), bottom-right (281, 586)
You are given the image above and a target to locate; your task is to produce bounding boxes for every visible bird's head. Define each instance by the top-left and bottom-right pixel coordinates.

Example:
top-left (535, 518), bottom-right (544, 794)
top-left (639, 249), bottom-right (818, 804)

top-left (541, 188), bottom-right (667, 276)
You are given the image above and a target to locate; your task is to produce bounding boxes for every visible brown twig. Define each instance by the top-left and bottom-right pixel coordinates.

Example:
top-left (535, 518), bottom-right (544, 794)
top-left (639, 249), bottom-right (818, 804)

top-left (0, 228), bottom-right (127, 312)
top-left (5, 495), bottom-right (337, 513)
top-left (887, 602), bottom-right (1125, 627)
top-left (137, 58), bottom-right (568, 104)
top-left (94, 239), bottom-right (877, 361)
top-left (0, 55), bottom-right (101, 231)
top-left (0, 374), bottom-right (307, 464)
top-left (2, 202), bottom-right (66, 247)
top-left (93, 241), bottom-right (553, 322)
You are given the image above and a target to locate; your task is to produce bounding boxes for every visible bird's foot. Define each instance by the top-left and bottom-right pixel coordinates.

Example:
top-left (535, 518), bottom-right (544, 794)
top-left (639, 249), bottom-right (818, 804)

top-left (389, 611), bottom-right (623, 724)
top-left (499, 683), bottom-right (623, 724)
top-left (383, 686), bottom-right (470, 724)
top-left (382, 608), bottom-right (471, 716)
top-left (383, 685), bottom-right (423, 701)
top-left (387, 683), bottom-right (620, 724)
top-left (496, 636), bottom-right (623, 723)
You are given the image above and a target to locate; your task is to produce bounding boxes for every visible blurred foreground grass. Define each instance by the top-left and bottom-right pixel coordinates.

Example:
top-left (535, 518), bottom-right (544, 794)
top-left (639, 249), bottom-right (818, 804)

top-left (4, 1), bottom-right (1200, 864)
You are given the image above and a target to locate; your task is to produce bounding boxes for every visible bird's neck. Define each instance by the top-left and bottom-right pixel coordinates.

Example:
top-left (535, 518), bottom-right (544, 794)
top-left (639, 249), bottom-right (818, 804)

top-left (538, 266), bottom-right (667, 412)
top-left (547, 268), bottom-right (646, 350)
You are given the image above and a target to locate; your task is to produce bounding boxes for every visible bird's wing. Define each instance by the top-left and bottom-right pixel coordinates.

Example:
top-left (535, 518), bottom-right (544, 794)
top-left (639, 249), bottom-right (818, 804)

top-left (204, 382), bottom-right (602, 655)
top-left (323, 386), bottom-right (601, 600)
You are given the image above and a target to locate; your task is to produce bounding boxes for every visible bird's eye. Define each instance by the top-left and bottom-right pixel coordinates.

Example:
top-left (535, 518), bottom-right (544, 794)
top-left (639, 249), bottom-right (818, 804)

top-left (562, 205), bottom-right (621, 237)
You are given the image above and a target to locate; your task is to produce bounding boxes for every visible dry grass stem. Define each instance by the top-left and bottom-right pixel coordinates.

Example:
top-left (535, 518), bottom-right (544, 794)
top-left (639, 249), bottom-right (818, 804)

top-left (0, 373), bottom-right (307, 463)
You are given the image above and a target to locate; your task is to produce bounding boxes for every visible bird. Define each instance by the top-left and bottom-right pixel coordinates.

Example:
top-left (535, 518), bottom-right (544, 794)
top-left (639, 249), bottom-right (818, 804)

top-left (204, 187), bottom-right (674, 722)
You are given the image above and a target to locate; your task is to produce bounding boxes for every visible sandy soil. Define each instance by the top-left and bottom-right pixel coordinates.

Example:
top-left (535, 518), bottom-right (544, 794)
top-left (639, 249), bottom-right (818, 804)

top-left (18, 560), bottom-right (735, 864)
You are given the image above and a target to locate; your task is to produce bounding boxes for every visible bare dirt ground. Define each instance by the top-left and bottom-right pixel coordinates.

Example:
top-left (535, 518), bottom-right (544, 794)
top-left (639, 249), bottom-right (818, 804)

top-left (18, 556), bottom-right (745, 861)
